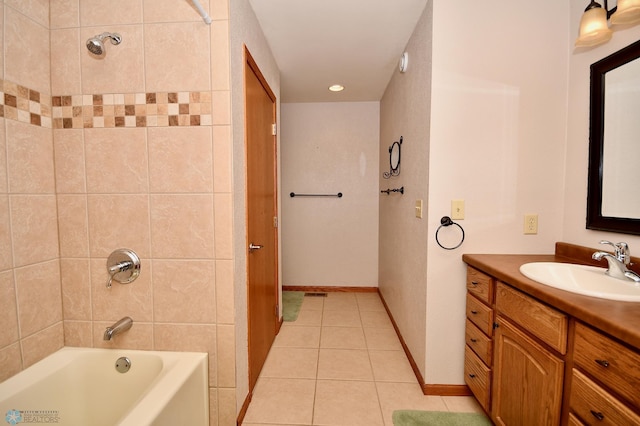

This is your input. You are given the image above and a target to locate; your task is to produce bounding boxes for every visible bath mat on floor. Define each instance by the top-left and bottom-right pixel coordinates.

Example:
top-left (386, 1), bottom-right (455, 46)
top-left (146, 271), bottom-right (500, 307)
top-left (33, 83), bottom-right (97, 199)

top-left (392, 410), bottom-right (491, 426)
top-left (282, 291), bottom-right (305, 322)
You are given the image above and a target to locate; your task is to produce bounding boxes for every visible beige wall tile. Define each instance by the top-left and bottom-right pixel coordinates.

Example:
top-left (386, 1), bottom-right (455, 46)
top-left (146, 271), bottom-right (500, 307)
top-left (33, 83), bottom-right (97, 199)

top-left (0, 343), bottom-right (23, 383)
top-left (50, 0), bottom-right (79, 29)
top-left (210, 0), bottom-right (229, 21)
top-left (0, 119), bottom-right (6, 193)
top-left (91, 258), bottom-right (152, 321)
top-left (143, 0), bottom-right (210, 23)
top-left (213, 125), bottom-right (232, 193)
top-left (150, 194), bottom-right (214, 259)
top-left (10, 195), bottom-right (59, 267)
top-left (6, 120), bottom-right (54, 194)
top-left (57, 195), bottom-right (90, 257)
top-left (4, 6), bottom-right (51, 94)
top-left (214, 193), bottom-right (233, 259)
top-left (60, 258), bottom-right (91, 320)
top-left (5, 0), bottom-right (49, 28)
top-left (21, 322), bottom-right (64, 368)
top-left (0, 197), bottom-right (13, 270)
top-left (217, 387), bottom-right (236, 426)
top-left (153, 260), bottom-right (216, 323)
top-left (53, 129), bottom-right (86, 193)
top-left (216, 324), bottom-right (235, 387)
top-left (0, 6), bottom-right (4, 79)
top-left (208, 388), bottom-right (218, 426)
top-left (87, 194), bottom-right (151, 257)
top-left (51, 29), bottom-right (82, 95)
top-left (63, 320), bottom-right (93, 347)
top-left (211, 20), bottom-right (229, 91)
top-left (0, 271), bottom-right (19, 348)
top-left (211, 91), bottom-right (230, 125)
top-left (15, 260), bottom-right (62, 337)
top-left (215, 259), bottom-right (234, 324)
top-left (144, 22), bottom-right (211, 92)
top-left (93, 321), bottom-right (152, 350)
top-left (148, 126), bottom-right (213, 193)
top-left (81, 25), bottom-right (144, 94)
top-left (80, 0), bottom-right (142, 26)
top-left (85, 128), bottom-right (149, 193)
top-left (154, 323), bottom-right (217, 386)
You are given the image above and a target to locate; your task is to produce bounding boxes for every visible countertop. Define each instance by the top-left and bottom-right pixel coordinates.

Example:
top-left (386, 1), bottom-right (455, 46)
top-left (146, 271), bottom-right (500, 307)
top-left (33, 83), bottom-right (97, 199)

top-left (462, 246), bottom-right (640, 350)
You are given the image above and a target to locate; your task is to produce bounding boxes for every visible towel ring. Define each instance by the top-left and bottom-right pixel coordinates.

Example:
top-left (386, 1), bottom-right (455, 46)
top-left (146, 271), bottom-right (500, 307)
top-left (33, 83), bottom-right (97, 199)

top-left (435, 216), bottom-right (465, 250)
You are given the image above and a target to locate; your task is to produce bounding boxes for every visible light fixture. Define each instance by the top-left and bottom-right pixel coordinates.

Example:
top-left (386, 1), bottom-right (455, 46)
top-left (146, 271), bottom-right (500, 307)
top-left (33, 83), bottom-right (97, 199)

top-left (328, 84), bottom-right (344, 92)
top-left (576, 0), bottom-right (640, 47)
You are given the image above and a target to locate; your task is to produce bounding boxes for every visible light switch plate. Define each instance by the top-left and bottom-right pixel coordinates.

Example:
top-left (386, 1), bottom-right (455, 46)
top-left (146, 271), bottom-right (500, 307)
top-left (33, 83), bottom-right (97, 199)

top-left (451, 200), bottom-right (465, 220)
top-left (415, 200), bottom-right (423, 219)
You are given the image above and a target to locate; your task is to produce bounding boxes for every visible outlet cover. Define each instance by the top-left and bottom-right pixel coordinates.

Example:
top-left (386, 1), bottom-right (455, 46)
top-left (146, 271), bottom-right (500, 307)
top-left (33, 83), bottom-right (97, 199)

top-left (524, 214), bottom-right (538, 235)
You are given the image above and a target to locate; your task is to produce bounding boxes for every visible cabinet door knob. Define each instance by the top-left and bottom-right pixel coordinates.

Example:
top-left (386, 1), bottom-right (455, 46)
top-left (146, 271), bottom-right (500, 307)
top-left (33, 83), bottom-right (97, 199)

top-left (595, 359), bottom-right (610, 368)
top-left (590, 410), bottom-right (605, 421)
top-left (470, 310), bottom-right (478, 314)
top-left (471, 281), bottom-right (478, 286)
top-left (470, 338), bottom-right (478, 343)
top-left (468, 374), bottom-right (476, 378)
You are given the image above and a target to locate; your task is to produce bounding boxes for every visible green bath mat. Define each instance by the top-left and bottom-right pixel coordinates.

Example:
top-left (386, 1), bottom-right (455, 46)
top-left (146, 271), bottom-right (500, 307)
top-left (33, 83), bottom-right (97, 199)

top-left (282, 291), bottom-right (304, 322)
top-left (392, 410), bottom-right (492, 426)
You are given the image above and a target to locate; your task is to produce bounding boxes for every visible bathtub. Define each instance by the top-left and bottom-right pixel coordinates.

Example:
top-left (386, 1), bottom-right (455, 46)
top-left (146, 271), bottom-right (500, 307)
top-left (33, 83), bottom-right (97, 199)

top-left (0, 347), bottom-right (208, 426)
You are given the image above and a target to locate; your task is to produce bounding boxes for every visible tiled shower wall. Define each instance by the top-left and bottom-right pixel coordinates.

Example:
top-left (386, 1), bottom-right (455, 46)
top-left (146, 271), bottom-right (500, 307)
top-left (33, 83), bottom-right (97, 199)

top-left (0, 1), bottom-right (236, 424)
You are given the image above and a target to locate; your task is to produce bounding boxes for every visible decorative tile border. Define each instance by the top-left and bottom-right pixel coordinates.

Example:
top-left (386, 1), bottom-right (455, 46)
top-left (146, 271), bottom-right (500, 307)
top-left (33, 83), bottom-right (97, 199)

top-left (0, 78), bottom-right (213, 129)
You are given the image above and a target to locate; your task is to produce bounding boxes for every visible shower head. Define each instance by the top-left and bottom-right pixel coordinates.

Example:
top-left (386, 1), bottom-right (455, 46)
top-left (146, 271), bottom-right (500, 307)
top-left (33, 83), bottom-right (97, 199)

top-left (86, 32), bottom-right (122, 56)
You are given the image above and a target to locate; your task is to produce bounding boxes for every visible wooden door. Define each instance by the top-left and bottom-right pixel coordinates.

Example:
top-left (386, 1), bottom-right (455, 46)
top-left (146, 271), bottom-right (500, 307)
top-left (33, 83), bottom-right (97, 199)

top-left (244, 47), bottom-right (279, 391)
top-left (492, 316), bottom-right (564, 426)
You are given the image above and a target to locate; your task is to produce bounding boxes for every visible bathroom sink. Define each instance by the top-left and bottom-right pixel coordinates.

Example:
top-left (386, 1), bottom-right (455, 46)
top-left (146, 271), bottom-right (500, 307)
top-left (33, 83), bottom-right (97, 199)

top-left (519, 262), bottom-right (640, 302)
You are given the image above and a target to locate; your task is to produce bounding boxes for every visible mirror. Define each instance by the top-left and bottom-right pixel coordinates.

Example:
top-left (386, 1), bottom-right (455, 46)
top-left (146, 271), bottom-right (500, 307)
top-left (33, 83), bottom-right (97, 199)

top-left (587, 39), bottom-right (640, 236)
top-left (383, 136), bottom-right (402, 179)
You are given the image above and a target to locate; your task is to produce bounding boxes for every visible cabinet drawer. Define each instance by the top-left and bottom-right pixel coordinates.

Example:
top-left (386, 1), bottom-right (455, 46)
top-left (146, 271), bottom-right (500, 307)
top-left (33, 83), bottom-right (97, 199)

top-left (466, 293), bottom-right (493, 336)
top-left (570, 369), bottom-right (640, 426)
top-left (464, 345), bottom-right (491, 413)
top-left (465, 319), bottom-right (492, 365)
top-left (495, 282), bottom-right (567, 354)
top-left (574, 322), bottom-right (640, 408)
top-left (567, 413), bottom-right (585, 426)
top-left (466, 267), bottom-right (493, 304)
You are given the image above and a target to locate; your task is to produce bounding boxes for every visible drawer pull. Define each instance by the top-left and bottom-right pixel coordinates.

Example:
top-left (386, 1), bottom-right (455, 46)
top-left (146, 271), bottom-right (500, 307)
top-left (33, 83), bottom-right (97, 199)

top-left (470, 310), bottom-right (478, 314)
top-left (595, 359), bottom-right (610, 368)
top-left (468, 374), bottom-right (476, 378)
top-left (590, 410), bottom-right (605, 421)
top-left (471, 281), bottom-right (478, 286)
top-left (470, 338), bottom-right (478, 343)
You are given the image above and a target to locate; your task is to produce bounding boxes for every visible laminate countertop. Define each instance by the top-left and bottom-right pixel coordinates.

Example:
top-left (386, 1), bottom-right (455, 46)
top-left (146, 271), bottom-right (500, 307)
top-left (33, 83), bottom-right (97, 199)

top-left (463, 248), bottom-right (640, 350)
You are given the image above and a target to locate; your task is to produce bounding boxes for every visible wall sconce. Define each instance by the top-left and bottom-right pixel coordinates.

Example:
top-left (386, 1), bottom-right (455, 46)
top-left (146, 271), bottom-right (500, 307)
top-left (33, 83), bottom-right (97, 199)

top-left (576, 0), bottom-right (640, 47)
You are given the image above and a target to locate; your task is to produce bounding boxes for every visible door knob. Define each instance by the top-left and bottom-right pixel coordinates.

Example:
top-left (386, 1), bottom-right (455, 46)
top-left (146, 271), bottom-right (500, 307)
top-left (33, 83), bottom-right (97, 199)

top-left (249, 243), bottom-right (263, 253)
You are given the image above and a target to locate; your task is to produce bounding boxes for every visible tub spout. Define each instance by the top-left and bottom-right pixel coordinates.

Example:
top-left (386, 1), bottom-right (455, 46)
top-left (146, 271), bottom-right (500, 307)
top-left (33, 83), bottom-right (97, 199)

top-left (104, 316), bottom-right (133, 340)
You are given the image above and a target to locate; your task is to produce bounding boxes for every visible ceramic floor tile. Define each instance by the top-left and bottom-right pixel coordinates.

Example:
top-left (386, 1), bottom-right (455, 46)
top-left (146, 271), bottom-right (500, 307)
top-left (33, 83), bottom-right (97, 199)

top-left (322, 309), bottom-right (361, 327)
top-left (261, 347), bottom-right (319, 379)
top-left (243, 378), bottom-right (316, 425)
top-left (317, 348), bottom-right (373, 381)
top-left (369, 350), bottom-right (416, 383)
top-left (442, 396), bottom-right (486, 413)
top-left (274, 325), bottom-right (321, 348)
top-left (300, 296), bottom-right (324, 311)
top-left (323, 293), bottom-right (358, 312)
top-left (356, 294), bottom-right (386, 312)
top-left (313, 380), bottom-right (384, 426)
top-left (360, 310), bottom-right (393, 328)
top-left (363, 327), bottom-right (403, 350)
top-left (290, 309), bottom-right (323, 326)
top-left (375, 382), bottom-right (448, 426)
top-left (320, 326), bottom-right (366, 349)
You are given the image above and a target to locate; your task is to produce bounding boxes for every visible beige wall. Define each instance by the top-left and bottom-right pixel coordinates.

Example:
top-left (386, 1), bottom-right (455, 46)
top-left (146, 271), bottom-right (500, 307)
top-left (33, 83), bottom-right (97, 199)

top-left (1, 1), bottom-right (237, 424)
top-left (281, 102), bottom-right (379, 287)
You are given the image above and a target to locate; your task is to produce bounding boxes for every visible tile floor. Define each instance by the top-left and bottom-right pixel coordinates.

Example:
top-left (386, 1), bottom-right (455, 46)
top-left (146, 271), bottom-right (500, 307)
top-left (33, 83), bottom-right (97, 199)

top-left (242, 291), bottom-right (488, 425)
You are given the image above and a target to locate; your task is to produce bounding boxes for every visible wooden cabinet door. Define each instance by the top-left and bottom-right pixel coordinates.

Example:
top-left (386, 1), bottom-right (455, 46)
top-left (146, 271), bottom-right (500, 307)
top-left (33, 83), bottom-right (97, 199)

top-left (492, 316), bottom-right (564, 426)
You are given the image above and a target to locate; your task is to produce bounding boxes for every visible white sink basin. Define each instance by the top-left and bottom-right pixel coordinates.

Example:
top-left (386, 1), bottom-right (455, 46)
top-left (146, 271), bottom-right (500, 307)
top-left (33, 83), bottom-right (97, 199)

top-left (519, 262), bottom-right (640, 302)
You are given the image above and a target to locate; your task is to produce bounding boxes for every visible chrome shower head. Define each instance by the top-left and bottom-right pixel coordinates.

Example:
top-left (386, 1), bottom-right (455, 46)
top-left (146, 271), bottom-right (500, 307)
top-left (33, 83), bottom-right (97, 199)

top-left (86, 32), bottom-right (122, 56)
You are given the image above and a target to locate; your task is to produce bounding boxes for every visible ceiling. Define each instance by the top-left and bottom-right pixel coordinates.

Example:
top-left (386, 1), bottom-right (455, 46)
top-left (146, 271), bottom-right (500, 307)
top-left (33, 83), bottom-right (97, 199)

top-left (248, 0), bottom-right (429, 103)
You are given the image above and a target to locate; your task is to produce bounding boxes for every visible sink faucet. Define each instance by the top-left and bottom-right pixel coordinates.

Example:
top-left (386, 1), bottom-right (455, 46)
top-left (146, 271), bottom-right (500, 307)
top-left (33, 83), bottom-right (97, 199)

top-left (103, 316), bottom-right (133, 340)
top-left (592, 241), bottom-right (640, 283)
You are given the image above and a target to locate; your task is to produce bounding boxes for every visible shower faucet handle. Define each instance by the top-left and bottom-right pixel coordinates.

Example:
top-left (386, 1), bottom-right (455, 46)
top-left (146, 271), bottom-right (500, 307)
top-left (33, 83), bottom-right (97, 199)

top-left (106, 249), bottom-right (141, 288)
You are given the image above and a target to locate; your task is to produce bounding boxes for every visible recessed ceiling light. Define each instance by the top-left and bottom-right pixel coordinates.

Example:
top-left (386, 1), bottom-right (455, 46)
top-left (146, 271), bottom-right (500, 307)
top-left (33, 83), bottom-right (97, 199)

top-left (328, 84), bottom-right (345, 92)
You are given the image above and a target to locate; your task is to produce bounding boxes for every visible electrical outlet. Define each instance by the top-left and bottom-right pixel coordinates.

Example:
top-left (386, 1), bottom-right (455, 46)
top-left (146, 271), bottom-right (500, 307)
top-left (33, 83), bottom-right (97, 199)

top-left (451, 200), bottom-right (465, 220)
top-left (524, 214), bottom-right (538, 235)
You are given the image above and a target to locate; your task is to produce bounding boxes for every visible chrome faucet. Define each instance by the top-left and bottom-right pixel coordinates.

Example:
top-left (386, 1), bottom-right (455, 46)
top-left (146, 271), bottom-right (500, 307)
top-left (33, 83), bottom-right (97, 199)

top-left (592, 241), bottom-right (640, 283)
top-left (103, 316), bottom-right (133, 341)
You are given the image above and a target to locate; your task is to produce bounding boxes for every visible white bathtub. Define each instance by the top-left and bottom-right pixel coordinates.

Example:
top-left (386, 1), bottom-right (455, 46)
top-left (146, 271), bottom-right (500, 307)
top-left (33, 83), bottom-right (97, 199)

top-left (0, 347), bottom-right (208, 426)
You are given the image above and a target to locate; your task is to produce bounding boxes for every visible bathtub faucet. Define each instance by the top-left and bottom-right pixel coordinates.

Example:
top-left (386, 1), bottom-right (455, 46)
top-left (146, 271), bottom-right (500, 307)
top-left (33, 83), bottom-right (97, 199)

top-left (104, 316), bottom-right (133, 340)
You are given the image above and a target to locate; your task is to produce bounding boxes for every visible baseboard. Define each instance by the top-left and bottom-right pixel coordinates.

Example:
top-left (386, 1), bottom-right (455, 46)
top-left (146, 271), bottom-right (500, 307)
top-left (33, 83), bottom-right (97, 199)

top-left (276, 316), bottom-right (283, 334)
top-left (377, 290), bottom-right (471, 397)
top-left (282, 285), bottom-right (378, 293)
top-left (236, 390), bottom-right (252, 426)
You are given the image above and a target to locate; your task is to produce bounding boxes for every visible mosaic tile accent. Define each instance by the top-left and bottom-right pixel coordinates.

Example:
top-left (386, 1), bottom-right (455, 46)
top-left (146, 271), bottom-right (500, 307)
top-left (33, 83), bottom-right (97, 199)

top-left (0, 79), bottom-right (53, 128)
top-left (0, 78), bottom-right (213, 129)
